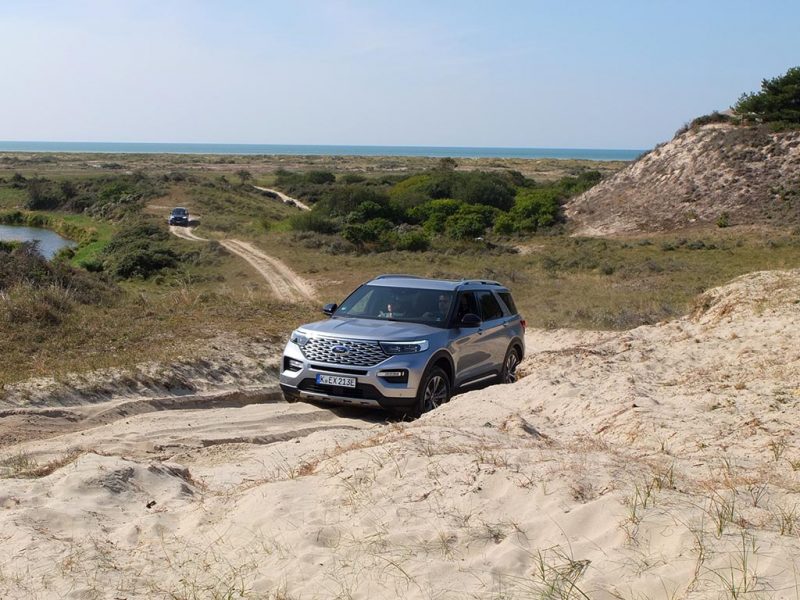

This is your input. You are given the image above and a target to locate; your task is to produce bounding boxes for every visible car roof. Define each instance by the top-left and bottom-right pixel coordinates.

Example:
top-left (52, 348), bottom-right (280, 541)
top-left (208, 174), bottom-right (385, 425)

top-left (366, 274), bottom-right (507, 292)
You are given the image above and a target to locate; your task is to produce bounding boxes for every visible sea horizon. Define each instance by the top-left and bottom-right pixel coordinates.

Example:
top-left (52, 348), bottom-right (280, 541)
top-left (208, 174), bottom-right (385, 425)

top-left (0, 141), bottom-right (645, 161)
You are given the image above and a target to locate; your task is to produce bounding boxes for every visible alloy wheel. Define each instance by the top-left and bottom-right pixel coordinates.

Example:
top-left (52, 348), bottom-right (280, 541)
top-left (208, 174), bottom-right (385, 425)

top-left (503, 352), bottom-right (519, 384)
top-left (423, 375), bottom-right (448, 412)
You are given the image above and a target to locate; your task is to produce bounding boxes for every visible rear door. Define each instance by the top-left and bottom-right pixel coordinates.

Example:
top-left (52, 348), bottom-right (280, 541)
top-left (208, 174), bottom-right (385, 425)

top-left (475, 290), bottom-right (509, 373)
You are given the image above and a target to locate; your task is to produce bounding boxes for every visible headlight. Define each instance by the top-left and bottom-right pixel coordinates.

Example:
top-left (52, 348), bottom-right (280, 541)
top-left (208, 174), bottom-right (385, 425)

top-left (290, 330), bottom-right (309, 347)
top-left (380, 340), bottom-right (429, 354)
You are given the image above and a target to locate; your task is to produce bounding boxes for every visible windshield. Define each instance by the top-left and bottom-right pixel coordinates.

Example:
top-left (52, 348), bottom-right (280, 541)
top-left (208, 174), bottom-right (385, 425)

top-left (335, 285), bottom-right (455, 327)
top-left (172, 208), bottom-right (188, 216)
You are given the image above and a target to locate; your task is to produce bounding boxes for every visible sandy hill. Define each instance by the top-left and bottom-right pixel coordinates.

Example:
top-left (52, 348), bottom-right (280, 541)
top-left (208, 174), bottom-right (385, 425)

top-left (1, 269), bottom-right (799, 599)
top-left (566, 124), bottom-right (800, 236)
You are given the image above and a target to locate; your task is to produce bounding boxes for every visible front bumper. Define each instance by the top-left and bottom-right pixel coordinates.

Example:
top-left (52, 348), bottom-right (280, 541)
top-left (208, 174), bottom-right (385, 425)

top-left (279, 340), bottom-right (431, 411)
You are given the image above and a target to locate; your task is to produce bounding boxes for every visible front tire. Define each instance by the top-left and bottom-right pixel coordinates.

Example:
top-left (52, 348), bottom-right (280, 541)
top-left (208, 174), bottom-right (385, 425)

top-left (415, 367), bottom-right (450, 417)
top-left (500, 346), bottom-right (521, 384)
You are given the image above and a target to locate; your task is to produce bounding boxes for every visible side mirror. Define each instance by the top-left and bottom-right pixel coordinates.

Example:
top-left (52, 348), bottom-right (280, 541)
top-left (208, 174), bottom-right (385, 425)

top-left (322, 303), bottom-right (337, 316)
top-left (460, 313), bottom-right (481, 327)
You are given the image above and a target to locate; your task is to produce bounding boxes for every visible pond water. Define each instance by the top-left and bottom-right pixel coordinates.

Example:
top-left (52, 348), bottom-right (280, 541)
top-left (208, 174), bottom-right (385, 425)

top-left (0, 225), bottom-right (77, 260)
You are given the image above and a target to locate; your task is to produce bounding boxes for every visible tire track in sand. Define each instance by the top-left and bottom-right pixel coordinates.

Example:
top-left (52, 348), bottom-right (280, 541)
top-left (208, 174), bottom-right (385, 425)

top-left (169, 226), bottom-right (314, 302)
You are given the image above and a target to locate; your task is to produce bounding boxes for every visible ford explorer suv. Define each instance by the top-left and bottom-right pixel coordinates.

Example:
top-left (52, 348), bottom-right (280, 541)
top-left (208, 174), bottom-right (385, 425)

top-left (168, 207), bottom-right (190, 226)
top-left (280, 275), bottom-right (525, 416)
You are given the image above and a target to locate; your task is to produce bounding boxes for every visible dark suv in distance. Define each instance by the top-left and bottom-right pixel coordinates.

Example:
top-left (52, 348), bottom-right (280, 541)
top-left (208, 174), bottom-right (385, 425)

top-left (168, 207), bottom-right (189, 226)
top-left (280, 275), bottom-right (526, 416)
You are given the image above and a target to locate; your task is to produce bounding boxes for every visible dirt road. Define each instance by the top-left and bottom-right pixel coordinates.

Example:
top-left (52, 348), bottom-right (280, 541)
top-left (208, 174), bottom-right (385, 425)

top-left (253, 185), bottom-right (311, 211)
top-left (169, 226), bottom-right (314, 302)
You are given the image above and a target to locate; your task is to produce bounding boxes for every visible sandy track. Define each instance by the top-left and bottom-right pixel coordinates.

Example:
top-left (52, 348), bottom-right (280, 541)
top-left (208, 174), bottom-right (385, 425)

top-left (220, 239), bottom-right (314, 302)
top-left (253, 185), bottom-right (311, 211)
top-left (169, 226), bottom-right (314, 301)
top-left (0, 390), bottom-right (378, 466)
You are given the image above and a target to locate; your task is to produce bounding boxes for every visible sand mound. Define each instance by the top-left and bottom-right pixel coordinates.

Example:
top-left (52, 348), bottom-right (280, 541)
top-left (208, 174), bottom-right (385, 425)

top-left (565, 124), bottom-right (800, 235)
top-left (1, 270), bottom-right (799, 599)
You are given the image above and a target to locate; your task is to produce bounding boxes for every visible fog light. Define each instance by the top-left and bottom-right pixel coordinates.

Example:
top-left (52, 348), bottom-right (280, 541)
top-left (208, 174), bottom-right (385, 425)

top-left (378, 369), bottom-right (409, 384)
top-left (285, 357), bottom-right (304, 371)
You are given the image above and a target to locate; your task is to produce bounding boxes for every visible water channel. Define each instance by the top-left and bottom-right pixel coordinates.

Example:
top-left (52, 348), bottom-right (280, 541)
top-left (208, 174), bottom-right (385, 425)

top-left (0, 225), bottom-right (77, 260)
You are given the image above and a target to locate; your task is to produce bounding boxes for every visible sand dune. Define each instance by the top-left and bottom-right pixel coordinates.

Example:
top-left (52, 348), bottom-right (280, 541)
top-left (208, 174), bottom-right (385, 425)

top-left (1, 270), bottom-right (799, 599)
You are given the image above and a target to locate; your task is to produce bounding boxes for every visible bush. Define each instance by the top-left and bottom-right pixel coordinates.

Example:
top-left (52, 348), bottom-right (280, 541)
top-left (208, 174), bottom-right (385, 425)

top-left (306, 170), bottom-right (336, 184)
top-left (388, 174), bottom-right (437, 208)
top-left (101, 222), bottom-right (180, 279)
top-left (493, 214), bottom-right (516, 235)
top-left (104, 245), bottom-right (180, 279)
top-left (315, 186), bottom-right (391, 218)
top-left (25, 178), bottom-right (61, 210)
top-left (410, 199), bottom-right (463, 234)
top-left (510, 188), bottom-right (561, 232)
top-left (444, 204), bottom-right (498, 240)
top-left (396, 229), bottom-right (430, 251)
top-left (341, 218), bottom-right (393, 248)
top-left (288, 212), bottom-right (338, 234)
top-left (455, 172), bottom-right (515, 211)
top-left (690, 111), bottom-right (732, 129)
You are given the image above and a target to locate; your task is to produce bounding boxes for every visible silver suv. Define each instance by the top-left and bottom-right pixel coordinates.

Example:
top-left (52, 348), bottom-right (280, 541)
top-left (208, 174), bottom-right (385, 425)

top-left (280, 275), bottom-right (525, 416)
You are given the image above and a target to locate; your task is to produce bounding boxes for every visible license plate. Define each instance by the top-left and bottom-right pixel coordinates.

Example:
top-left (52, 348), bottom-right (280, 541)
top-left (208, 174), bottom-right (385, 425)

top-left (316, 374), bottom-right (357, 388)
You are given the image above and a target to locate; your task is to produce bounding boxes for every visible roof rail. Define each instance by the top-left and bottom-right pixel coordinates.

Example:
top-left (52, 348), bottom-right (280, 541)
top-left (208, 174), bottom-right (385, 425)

top-left (458, 279), bottom-right (502, 286)
top-left (372, 274), bottom-right (426, 280)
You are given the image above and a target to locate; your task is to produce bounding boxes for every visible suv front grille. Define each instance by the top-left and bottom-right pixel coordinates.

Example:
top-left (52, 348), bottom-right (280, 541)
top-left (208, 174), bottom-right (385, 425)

top-left (301, 337), bottom-right (388, 367)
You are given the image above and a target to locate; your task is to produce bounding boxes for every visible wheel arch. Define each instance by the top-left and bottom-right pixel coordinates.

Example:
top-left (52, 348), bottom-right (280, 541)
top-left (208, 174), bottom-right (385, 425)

top-left (509, 336), bottom-right (524, 359)
top-left (425, 350), bottom-right (455, 386)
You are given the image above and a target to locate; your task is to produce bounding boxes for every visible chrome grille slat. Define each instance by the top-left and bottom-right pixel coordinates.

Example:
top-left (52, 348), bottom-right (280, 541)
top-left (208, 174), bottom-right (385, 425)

top-left (301, 337), bottom-right (388, 367)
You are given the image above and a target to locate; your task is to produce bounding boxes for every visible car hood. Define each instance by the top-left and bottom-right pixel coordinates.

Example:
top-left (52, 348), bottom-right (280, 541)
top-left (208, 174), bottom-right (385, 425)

top-left (299, 317), bottom-right (440, 341)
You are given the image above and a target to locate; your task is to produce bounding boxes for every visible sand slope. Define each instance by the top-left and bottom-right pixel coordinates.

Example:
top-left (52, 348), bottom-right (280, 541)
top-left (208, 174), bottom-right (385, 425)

top-left (1, 270), bottom-right (799, 599)
top-left (565, 124), bottom-right (800, 235)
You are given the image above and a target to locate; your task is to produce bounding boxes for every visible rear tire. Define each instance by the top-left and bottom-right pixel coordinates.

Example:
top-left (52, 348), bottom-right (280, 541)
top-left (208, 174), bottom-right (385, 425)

top-left (500, 346), bottom-right (521, 384)
top-left (414, 367), bottom-right (450, 417)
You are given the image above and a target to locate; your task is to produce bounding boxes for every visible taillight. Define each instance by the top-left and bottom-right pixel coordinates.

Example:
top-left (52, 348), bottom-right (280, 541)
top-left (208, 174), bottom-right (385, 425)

top-left (520, 318), bottom-right (527, 330)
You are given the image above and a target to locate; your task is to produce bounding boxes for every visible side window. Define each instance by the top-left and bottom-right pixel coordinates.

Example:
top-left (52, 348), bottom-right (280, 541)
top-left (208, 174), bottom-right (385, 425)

top-left (476, 291), bottom-right (504, 321)
top-left (498, 291), bottom-right (518, 315)
top-left (454, 292), bottom-right (479, 321)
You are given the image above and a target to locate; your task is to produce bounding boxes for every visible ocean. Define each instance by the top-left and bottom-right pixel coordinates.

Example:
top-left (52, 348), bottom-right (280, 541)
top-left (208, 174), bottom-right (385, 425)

top-left (0, 141), bottom-right (644, 161)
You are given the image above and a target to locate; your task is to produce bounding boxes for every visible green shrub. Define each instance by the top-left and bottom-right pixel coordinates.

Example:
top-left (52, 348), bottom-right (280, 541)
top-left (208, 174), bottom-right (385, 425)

top-left (493, 214), bottom-right (516, 236)
top-left (717, 212), bottom-right (731, 228)
top-left (444, 204), bottom-right (498, 240)
top-left (341, 218), bottom-right (393, 248)
top-left (690, 111), bottom-right (732, 129)
top-left (455, 172), bottom-right (515, 211)
top-left (306, 170), bottom-right (336, 184)
top-left (340, 173), bottom-right (367, 184)
top-left (510, 188), bottom-right (561, 232)
top-left (104, 245), bottom-right (180, 279)
top-left (395, 229), bottom-right (430, 251)
top-left (101, 222), bottom-right (180, 279)
top-left (288, 212), bottom-right (338, 234)
top-left (388, 174), bottom-right (437, 208)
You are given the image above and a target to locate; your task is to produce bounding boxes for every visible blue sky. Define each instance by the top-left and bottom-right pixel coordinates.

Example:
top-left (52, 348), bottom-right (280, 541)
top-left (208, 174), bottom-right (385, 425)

top-left (1, 0), bottom-right (798, 149)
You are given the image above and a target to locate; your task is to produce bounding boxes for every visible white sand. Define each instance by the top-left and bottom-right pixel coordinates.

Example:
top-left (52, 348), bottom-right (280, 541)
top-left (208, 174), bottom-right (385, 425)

top-left (1, 269), bottom-right (799, 599)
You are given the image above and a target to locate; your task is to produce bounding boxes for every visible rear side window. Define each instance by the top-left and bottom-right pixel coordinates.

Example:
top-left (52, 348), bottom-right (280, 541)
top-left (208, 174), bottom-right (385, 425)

top-left (476, 291), bottom-right (504, 321)
top-left (498, 291), bottom-right (518, 315)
